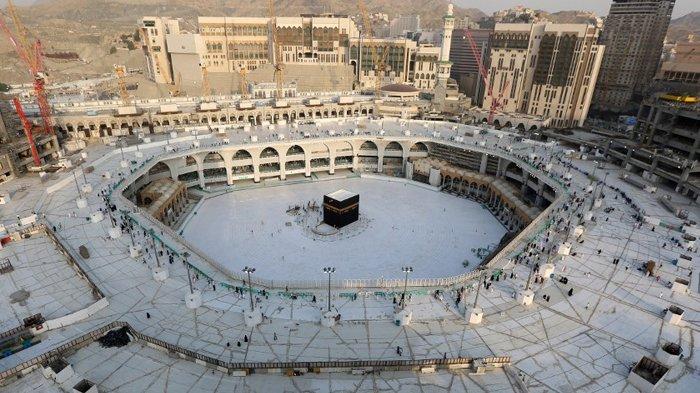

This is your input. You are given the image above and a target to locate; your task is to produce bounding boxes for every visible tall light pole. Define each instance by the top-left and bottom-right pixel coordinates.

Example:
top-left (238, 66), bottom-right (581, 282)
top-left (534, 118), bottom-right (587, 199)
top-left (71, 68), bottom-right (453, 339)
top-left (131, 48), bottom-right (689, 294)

top-left (149, 228), bottom-right (160, 268)
top-left (183, 252), bottom-right (193, 294)
top-left (590, 171), bottom-right (610, 210)
top-left (401, 266), bottom-right (413, 310)
top-left (322, 267), bottom-right (335, 312)
top-left (243, 266), bottom-right (256, 312)
top-left (72, 170), bottom-right (82, 196)
top-left (473, 270), bottom-right (486, 308)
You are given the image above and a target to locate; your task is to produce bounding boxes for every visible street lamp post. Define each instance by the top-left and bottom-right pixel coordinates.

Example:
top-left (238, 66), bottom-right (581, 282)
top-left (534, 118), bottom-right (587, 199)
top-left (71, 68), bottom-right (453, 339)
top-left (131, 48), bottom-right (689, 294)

top-left (183, 252), bottom-right (193, 294)
top-left (149, 229), bottom-right (160, 268)
top-left (401, 266), bottom-right (413, 310)
top-left (322, 267), bottom-right (335, 312)
top-left (243, 266), bottom-right (256, 312)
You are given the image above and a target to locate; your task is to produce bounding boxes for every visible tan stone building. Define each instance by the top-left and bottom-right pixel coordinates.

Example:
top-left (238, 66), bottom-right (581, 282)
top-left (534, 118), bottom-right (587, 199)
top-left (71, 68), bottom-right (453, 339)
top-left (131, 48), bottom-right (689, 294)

top-left (138, 178), bottom-right (188, 227)
top-left (482, 22), bottom-right (604, 128)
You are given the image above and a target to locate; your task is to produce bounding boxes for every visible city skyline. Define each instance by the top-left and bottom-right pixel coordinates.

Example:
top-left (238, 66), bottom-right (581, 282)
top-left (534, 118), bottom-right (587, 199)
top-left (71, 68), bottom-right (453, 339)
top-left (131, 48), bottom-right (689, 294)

top-left (456, 0), bottom-right (695, 19)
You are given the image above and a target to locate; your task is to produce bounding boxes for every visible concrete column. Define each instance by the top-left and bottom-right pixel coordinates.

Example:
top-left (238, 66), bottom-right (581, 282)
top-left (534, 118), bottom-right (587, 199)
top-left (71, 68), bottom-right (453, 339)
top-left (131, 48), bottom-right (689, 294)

top-left (252, 157), bottom-right (261, 183)
top-left (377, 152), bottom-right (384, 173)
top-left (280, 159), bottom-right (286, 180)
top-left (329, 154), bottom-right (336, 175)
top-left (224, 158), bottom-right (233, 185)
top-left (352, 155), bottom-right (359, 172)
top-left (305, 158), bottom-right (311, 177)
top-left (624, 148), bottom-right (633, 170)
top-left (650, 155), bottom-right (659, 173)
top-left (196, 162), bottom-right (205, 189)
top-left (479, 154), bottom-right (488, 174)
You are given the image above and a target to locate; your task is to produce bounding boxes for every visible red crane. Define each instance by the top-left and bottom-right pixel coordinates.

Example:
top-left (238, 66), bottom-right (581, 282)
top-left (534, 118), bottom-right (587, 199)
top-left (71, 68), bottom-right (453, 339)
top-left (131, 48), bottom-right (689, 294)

top-left (12, 97), bottom-right (41, 167)
top-left (0, 0), bottom-right (54, 135)
top-left (464, 30), bottom-right (510, 125)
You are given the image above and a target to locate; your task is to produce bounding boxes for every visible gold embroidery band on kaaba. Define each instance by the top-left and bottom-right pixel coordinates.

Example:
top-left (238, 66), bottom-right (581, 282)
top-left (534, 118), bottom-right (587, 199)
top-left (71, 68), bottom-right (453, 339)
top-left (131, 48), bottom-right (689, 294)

top-left (323, 203), bottom-right (359, 213)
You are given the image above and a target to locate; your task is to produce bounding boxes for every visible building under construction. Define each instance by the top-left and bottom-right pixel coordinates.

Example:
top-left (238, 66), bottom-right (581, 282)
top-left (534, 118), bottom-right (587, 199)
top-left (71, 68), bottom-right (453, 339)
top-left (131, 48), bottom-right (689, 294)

top-left (0, 106), bottom-right (60, 184)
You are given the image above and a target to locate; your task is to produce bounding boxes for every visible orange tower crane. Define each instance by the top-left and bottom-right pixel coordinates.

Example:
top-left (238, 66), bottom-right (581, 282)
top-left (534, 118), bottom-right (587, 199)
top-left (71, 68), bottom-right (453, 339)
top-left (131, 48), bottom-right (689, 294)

top-left (0, 0), bottom-right (54, 135)
top-left (464, 30), bottom-right (510, 125)
top-left (12, 98), bottom-right (41, 167)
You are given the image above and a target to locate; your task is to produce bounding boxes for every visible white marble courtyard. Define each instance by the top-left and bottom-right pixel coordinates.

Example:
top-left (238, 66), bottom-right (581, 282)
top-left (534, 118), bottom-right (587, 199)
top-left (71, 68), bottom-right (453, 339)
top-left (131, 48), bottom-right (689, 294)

top-left (0, 118), bottom-right (698, 392)
top-left (182, 177), bottom-right (505, 280)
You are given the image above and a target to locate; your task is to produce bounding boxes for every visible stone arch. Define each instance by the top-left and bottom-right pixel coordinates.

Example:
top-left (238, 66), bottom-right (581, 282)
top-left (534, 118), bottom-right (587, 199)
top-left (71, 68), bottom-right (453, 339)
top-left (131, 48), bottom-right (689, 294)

top-left (335, 141), bottom-right (353, 156)
top-left (233, 149), bottom-right (253, 159)
top-left (384, 141), bottom-right (403, 152)
top-left (204, 152), bottom-right (224, 163)
top-left (359, 140), bottom-right (378, 150)
top-left (286, 144), bottom-right (305, 156)
top-left (148, 161), bottom-right (171, 176)
top-left (260, 147), bottom-right (279, 158)
top-left (185, 155), bottom-right (198, 166)
top-left (410, 141), bottom-right (429, 152)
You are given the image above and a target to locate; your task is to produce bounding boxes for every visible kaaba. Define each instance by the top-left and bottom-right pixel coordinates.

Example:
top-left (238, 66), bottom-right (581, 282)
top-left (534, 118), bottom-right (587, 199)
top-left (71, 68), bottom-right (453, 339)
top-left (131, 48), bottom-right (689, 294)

top-left (323, 189), bottom-right (359, 228)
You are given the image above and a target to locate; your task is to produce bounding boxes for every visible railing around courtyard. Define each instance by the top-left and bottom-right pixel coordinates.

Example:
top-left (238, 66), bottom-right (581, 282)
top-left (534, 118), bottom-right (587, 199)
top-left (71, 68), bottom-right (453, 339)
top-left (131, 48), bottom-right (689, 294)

top-left (0, 320), bottom-right (511, 384)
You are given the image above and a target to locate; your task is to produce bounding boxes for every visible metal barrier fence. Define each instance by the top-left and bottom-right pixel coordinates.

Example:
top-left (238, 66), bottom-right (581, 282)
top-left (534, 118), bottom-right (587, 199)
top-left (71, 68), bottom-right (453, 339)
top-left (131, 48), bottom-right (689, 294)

top-left (0, 320), bottom-right (511, 384)
top-left (0, 321), bottom-right (127, 383)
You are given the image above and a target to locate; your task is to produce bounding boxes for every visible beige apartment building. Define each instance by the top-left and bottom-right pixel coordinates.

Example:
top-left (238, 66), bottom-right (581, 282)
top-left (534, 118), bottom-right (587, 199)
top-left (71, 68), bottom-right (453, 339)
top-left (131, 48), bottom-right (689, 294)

top-left (140, 13), bottom-right (446, 94)
top-left (482, 22), bottom-right (604, 128)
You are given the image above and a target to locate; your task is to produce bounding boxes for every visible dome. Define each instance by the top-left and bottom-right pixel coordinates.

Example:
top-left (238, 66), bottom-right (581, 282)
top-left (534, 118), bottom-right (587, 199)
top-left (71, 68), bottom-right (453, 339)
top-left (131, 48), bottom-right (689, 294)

top-left (380, 83), bottom-right (419, 93)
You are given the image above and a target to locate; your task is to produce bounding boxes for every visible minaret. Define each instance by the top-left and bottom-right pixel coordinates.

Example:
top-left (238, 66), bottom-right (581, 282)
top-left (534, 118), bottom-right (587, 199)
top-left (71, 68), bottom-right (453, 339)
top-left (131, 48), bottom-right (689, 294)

top-left (434, 3), bottom-right (455, 108)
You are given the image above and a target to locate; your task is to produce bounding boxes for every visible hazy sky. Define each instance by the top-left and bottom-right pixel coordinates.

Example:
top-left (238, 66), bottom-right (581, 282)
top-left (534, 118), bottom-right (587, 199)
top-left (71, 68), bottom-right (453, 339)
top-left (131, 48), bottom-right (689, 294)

top-left (455, 0), bottom-right (696, 19)
top-left (0, 0), bottom-right (697, 18)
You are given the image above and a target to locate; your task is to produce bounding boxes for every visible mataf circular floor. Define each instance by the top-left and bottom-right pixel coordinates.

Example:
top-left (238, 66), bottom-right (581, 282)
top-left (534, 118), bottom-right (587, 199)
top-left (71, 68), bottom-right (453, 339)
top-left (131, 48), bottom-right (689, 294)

top-left (181, 176), bottom-right (507, 280)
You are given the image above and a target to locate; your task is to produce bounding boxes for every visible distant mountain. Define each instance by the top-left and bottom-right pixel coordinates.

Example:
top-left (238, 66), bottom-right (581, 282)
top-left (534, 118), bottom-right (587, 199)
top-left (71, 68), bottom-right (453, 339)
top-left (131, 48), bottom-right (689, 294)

top-left (667, 11), bottom-right (700, 42)
top-left (11, 0), bottom-right (485, 28)
top-left (540, 10), bottom-right (599, 25)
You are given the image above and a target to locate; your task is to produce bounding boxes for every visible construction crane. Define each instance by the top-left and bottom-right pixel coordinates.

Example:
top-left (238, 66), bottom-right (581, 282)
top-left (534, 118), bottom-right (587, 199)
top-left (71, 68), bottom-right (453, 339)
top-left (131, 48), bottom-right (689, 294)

top-left (0, 0), bottom-right (54, 135)
top-left (228, 29), bottom-right (249, 99)
top-left (268, 0), bottom-right (284, 99)
top-left (358, 0), bottom-right (387, 98)
top-left (238, 67), bottom-right (249, 99)
top-left (12, 97), bottom-right (41, 167)
top-left (171, 72), bottom-right (182, 97)
top-left (464, 30), bottom-right (510, 125)
top-left (201, 65), bottom-right (211, 98)
top-left (113, 65), bottom-right (131, 106)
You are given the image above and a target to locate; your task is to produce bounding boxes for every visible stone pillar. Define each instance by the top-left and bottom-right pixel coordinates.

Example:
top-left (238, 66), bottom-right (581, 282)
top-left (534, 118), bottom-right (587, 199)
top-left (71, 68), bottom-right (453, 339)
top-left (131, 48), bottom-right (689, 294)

top-left (252, 157), bottom-right (261, 183)
top-left (377, 152), bottom-right (384, 173)
top-left (479, 154), bottom-right (488, 174)
top-left (305, 158), bottom-right (311, 177)
top-left (329, 154), bottom-right (336, 175)
top-left (280, 160), bottom-right (287, 180)
top-left (197, 164), bottom-right (205, 189)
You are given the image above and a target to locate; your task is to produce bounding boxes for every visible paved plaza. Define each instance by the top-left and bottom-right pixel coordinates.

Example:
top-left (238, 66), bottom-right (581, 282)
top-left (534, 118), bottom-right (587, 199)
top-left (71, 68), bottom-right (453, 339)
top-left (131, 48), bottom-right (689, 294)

top-left (0, 118), bottom-right (698, 392)
top-left (182, 177), bottom-right (505, 280)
